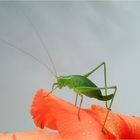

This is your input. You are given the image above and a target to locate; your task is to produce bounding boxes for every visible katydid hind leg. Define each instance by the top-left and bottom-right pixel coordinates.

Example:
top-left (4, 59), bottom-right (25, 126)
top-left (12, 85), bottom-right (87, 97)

top-left (102, 86), bottom-right (117, 133)
top-left (74, 86), bottom-right (116, 101)
top-left (84, 62), bottom-right (108, 108)
top-left (74, 86), bottom-right (117, 132)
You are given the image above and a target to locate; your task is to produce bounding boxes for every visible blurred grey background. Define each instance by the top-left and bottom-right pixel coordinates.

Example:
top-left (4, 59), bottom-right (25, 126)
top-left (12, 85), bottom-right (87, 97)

top-left (0, 1), bottom-right (140, 133)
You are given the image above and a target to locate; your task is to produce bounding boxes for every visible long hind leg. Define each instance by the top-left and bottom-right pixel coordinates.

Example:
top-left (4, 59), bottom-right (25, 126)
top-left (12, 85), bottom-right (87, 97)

top-left (84, 62), bottom-right (108, 108)
top-left (102, 86), bottom-right (117, 132)
top-left (75, 86), bottom-right (117, 132)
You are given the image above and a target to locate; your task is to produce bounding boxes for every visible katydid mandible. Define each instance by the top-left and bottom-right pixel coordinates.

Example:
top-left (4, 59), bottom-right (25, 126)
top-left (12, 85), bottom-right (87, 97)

top-left (0, 12), bottom-right (117, 133)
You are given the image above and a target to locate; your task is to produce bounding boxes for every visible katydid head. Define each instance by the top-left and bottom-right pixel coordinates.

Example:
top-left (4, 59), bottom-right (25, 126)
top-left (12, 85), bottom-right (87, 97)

top-left (54, 76), bottom-right (71, 89)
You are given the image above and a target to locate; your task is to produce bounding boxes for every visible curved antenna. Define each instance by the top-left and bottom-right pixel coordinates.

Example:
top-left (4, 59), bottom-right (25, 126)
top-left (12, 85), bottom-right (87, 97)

top-left (0, 38), bottom-right (56, 78)
top-left (23, 12), bottom-right (58, 78)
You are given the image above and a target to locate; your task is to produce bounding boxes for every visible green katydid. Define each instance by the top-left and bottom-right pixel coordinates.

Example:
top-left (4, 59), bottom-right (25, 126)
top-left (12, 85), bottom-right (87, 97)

top-left (0, 13), bottom-right (117, 133)
top-left (48, 62), bottom-right (117, 132)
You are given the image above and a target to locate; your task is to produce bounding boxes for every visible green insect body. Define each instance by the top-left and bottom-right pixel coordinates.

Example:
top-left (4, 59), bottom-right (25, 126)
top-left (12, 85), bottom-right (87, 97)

top-left (48, 62), bottom-right (117, 133)
top-left (56, 75), bottom-right (113, 101)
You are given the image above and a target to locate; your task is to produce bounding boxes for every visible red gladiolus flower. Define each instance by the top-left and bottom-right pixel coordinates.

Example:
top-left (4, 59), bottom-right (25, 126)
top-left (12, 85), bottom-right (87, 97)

top-left (30, 89), bottom-right (140, 139)
top-left (0, 88), bottom-right (140, 140)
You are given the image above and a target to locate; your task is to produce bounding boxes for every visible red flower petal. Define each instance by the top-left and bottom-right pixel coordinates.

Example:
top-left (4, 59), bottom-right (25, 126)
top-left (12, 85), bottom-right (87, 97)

top-left (0, 134), bottom-right (13, 140)
top-left (0, 130), bottom-right (61, 140)
top-left (31, 88), bottom-right (140, 139)
top-left (15, 129), bottom-right (51, 140)
top-left (31, 89), bottom-right (58, 130)
top-left (118, 114), bottom-right (140, 138)
top-left (49, 132), bottom-right (63, 140)
top-left (31, 89), bottom-right (115, 139)
top-left (89, 105), bottom-right (130, 138)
